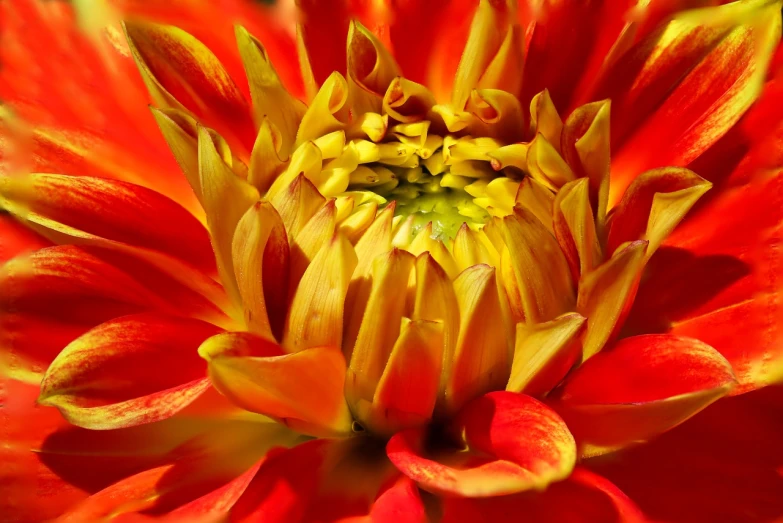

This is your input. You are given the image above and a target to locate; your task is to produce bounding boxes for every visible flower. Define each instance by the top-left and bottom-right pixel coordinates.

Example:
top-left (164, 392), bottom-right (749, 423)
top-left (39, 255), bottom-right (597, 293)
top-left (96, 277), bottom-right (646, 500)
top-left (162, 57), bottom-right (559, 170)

top-left (1, 0), bottom-right (782, 521)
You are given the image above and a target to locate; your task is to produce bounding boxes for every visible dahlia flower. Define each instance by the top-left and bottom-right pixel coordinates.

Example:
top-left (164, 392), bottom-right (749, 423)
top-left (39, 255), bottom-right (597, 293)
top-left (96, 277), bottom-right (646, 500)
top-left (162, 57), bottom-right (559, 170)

top-left (1, 0), bottom-right (782, 521)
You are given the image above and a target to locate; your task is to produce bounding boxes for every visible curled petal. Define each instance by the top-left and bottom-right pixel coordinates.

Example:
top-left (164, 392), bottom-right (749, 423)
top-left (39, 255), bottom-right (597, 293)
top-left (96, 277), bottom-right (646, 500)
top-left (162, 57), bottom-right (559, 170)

top-left (347, 20), bottom-right (401, 114)
top-left (387, 392), bottom-right (576, 497)
top-left (38, 314), bottom-right (221, 430)
top-left (200, 332), bottom-right (352, 437)
top-left (554, 334), bottom-right (737, 456)
top-left (296, 72), bottom-right (350, 146)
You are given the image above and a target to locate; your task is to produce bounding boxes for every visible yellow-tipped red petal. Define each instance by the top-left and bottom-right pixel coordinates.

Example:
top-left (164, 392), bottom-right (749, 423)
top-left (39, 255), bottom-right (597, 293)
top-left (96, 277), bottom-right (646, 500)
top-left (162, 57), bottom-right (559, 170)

top-left (232, 201), bottom-right (289, 339)
top-left (444, 264), bottom-right (509, 415)
top-left (553, 334), bottom-right (737, 457)
top-left (236, 25), bottom-right (306, 158)
top-left (0, 173), bottom-right (216, 274)
top-left (198, 126), bottom-right (260, 305)
top-left (123, 20), bottom-right (255, 155)
top-left (501, 206), bottom-right (575, 324)
top-left (387, 392), bottom-right (576, 497)
top-left (507, 313), bottom-right (587, 397)
top-left (607, 167), bottom-right (712, 257)
top-left (578, 241), bottom-right (646, 359)
top-left (283, 232), bottom-right (357, 352)
top-left (554, 178), bottom-right (603, 279)
top-left (199, 332), bottom-right (352, 437)
top-left (38, 314), bottom-right (221, 430)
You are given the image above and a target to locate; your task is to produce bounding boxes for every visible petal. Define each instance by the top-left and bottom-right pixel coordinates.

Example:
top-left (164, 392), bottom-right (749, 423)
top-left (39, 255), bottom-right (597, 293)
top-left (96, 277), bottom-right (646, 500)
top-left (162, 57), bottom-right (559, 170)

top-left (387, 391), bottom-right (576, 497)
top-left (507, 313), bottom-right (586, 397)
top-left (123, 20), bottom-right (255, 155)
top-left (587, 385), bottom-right (783, 522)
top-left (296, 0), bottom-right (350, 89)
top-left (553, 178), bottom-right (602, 280)
top-left (347, 20), bottom-right (401, 114)
top-left (38, 313), bottom-right (222, 430)
top-left (370, 475), bottom-right (428, 523)
top-left (444, 264), bottom-right (510, 415)
top-left (0, 173), bottom-right (216, 274)
top-left (232, 201), bottom-right (290, 340)
top-left (553, 334), bottom-right (737, 457)
top-left (284, 232), bottom-right (358, 353)
top-left (607, 167), bottom-right (712, 257)
top-left (501, 206), bottom-right (575, 325)
top-left (198, 125), bottom-right (260, 305)
top-left (607, 1), bottom-right (782, 199)
top-left (199, 332), bottom-right (352, 437)
top-left (236, 25), bottom-right (306, 158)
top-left (248, 118), bottom-right (286, 193)
top-left (1, 245), bottom-right (230, 378)
top-left (270, 173), bottom-right (326, 239)
top-left (577, 241), bottom-right (647, 359)
top-left (0, 212), bottom-right (50, 262)
top-left (441, 467), bottom-right (644, 523)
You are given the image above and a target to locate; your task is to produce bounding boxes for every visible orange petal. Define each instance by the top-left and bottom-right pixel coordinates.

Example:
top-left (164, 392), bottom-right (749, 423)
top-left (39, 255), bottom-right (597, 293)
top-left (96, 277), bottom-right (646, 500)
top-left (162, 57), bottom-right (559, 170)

top-left (283, 232), bottom-right (357, 352)
top-left (501, 206), bottom-right (575, 324)
top-left (553, 334), bottom-right (737, 457)
top-left (123, 20), bottom-right (255, 155)
top-left (577, 241), bottom-right (646, 359)
top-left (200, 332), bottom-right (352, 437)
top-left (443, 265), bottom-right (510, 415)
top-left (607, 1), bottom-right (782, 200)
top-left (441, 466), bottom-right (645, 523)
top-left (507, 313), bottom-right (586, 397)
top-left (38, 314), bottom-right (221, 430)
top-left (387, 392), bottom-right (576, 497)
top-left (607, 167), bottom-right (711, 258)
top-left (232, 201), bottom-right (290, 339)
top-left (0, 173), bottom-right (216, 274)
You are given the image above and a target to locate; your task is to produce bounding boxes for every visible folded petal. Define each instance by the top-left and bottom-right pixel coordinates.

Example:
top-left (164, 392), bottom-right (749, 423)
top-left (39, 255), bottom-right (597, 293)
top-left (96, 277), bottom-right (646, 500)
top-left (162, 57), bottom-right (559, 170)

top-left (387, 391), bottom-right (576, 497)
top-left (124, 20), bottom-right (255, 155)
top-left (553, 178), bottom-right (602, 280)
top-left (200, 332), bottom-right (352, 437)
top-left (441, 466), bottom-right (644, 523)
top-left (0, 174), bottom-right (216, 274)
top-left (553, 334), bottom-right (737, 457)
top-left (38, 313), bottom-right (221, 430)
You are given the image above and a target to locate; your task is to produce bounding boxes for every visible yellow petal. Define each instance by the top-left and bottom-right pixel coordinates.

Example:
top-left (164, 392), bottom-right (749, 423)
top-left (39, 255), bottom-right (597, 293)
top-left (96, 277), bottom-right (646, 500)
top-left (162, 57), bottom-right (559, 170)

top-left (444, 264), bottom-right (509, 415)
top-left (347, 249), bottom-right (416, 409)
top-left (149, 107), bottom-right (203, 203)
top-left (200, 332), bottom-right (352, 437)
top-left (270, 174), bottom-right (326, 238)
top-left (369, 319), bottom-right (444, 436)
top-left (288, 200), bottom-right (337, 289)
top-left (477, 24), bottom-right (524, 97)
top-left (574, 100), bottom-right (611, 237)
top-left (577, 240), bottom-right (647, 360)
top-left (236, 25), bottom-right (306, 158)
top-left (383, 77), bottom-right (437, 123)
top-left (453, 223), bottom-right (494, 272)
top-left (248, 118), bottom-right (285, 194)
top-left (266, 141), bottom-right (323, 200)
top-left (296, 71), bottom-right (350, 146)
top-left (553, 178), bottom-right (602, 279)
top-left (339, 201), bottom-right (379, 243)
top-left (488, 143), bottom-right (528, 173)
top-left (283, 232), bottom-right (357, 352)
top-left (507, 313), bottom-right (586, 396)
top-left (408, 223), bottom-right (460, 280)
top-left (198, 126), bottom-right (260, 306)
top-left (347, 20), bottom-right (401, 114)
top-left (530, 89), bottom-right (563, 154)
top-left (501, 207), bottom-right (575, 324)
top-left (514, 176), bottom-right (555, 234)
top-left (527, 133), bottom-right (575, 189)
top-left (232, 201), bottom-right (289, 339)
top-left (467, 89), bottom-right (525, 143)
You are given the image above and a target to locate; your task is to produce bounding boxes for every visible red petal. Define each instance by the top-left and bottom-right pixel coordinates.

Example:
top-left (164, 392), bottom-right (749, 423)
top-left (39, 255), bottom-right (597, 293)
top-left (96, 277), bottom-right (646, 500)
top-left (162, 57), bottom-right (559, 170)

top-left (387, 392), bottom-right (576, 497)
top-left (370, 475), bottom-right (427, 523)
top-left (441, 467), bottom-right (644, 523)
top-left (553, 334), bottom-right (737, 456)
top-left (0, 174), bottom-right (216, 274)
top-left (587, 384), bottom-right (783, 523)
top-left (0, 213), bottom-right (50, 262)
top-left (39, 313), bottom-right (221, 429)
top-left (296, 0), bottom-right (350, 87)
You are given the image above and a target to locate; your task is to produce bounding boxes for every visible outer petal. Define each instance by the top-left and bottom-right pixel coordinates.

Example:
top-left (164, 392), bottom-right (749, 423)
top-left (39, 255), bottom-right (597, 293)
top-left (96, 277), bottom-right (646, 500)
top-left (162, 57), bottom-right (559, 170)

top-left (199, 332), bottom-right (352, 437)
top-left (606, 1), bottom-right (782, 200)
top-left (441, 466), bottom-right (644, 523)
top-left (552, 334), bottom-right (737, 457)
top-left (387, 392), bottom-right (576, 497)
top-left (38, 313), bottom-right (221, 429)
top-left (0, 174), bottom-right (216, 274)
top-left (587, 384), bottom-right (783, 523)
top-left (123, 20), bottom-right (256, 155)
top-left (0, 212), bottom-right (50, 262)
top-left (1, 246), bottom-right (230, 380)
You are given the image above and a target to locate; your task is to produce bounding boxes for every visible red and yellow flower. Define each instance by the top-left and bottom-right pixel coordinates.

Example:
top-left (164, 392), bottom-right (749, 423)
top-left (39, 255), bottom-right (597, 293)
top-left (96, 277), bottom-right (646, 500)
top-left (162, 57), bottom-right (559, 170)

top-left (1, 0), bottom-right (783, 521)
